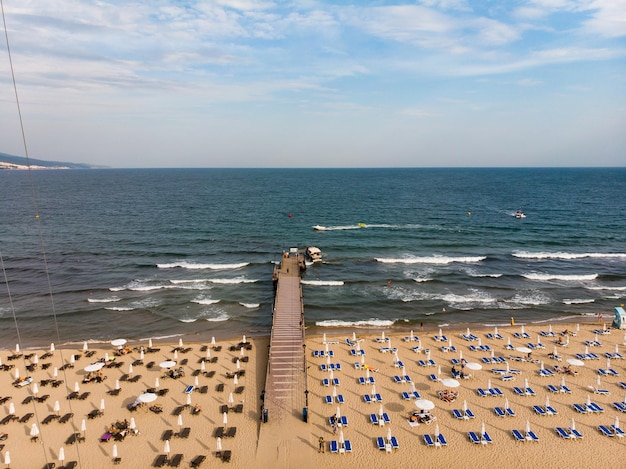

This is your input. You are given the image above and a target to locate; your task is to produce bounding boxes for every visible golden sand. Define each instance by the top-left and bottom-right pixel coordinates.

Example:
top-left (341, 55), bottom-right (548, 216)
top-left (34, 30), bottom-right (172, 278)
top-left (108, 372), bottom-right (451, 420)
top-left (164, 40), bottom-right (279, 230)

top-left (1, 321), bottom-right (625, 468)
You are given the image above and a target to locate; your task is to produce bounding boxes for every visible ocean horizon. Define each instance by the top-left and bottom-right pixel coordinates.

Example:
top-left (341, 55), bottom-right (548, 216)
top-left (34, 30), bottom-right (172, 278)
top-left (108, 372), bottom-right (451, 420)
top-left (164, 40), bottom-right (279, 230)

top-left (1, 167), bottom-right (625, 347)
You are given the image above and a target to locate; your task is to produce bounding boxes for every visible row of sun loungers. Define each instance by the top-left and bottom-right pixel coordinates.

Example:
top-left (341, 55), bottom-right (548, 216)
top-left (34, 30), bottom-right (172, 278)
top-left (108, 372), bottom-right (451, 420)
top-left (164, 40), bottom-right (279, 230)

top-left (392, 375), bottom-right (412, 383)
top-left (477, 387), bottom-right (504, 397)
top-left (598, 425), bottom-right (625, 437)
top-left (533, 405), bottom-right (558, 416)
top-left (363, 393), bottom-right (383, 403)
top-left (547, 384), bottom-right (572, 394)
top-left (511, 429), bottom-right (539, 442)
top-left (513, 386), bottom-right (535, 396)
top-left (369, 413), bottom-right (391, 426)
top-left (330, 440), bottom-right (352, 453)
top-left (401, 391), bottom-right (421, 400)
top-left (555, 427), bottom-right (583, 439)
top-left (324, 394), bottom-right (345, 404)
top-left (597, 368), bottom-right (619, 376)
top-left (377, 436), bottom-right (400, 451)
top-left (312, 350), bottom-right (334, 358)
top-left (468, 431), bottom-right (493, 444)
top-left (319, 363), bottom-right (342, 371)
top-left (494, 406), bottom-right (515, 417)
top-left (613, 402), bottom-right (626, 412)
top-left (573, 402), bottom-right (604, 413)
top-left (452, 409), bottom-right (475, 420)
top-left (423, 433), bottom-right (446, 447)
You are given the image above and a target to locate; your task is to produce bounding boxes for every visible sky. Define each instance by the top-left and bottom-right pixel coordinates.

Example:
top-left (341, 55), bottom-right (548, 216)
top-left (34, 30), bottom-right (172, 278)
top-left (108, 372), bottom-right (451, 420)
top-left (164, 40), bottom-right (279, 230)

top-left (0, 0), bottom-right (625, 168)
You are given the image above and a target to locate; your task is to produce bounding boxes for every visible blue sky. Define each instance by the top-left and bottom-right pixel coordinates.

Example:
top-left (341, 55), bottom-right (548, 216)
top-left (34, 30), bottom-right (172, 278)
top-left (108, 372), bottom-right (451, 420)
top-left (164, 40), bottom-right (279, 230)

top-left (0, 0), bottom-right (624, 168)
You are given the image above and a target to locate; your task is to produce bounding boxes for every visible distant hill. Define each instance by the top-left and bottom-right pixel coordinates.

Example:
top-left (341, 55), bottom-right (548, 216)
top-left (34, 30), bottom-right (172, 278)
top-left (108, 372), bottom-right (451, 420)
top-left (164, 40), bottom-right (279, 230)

top-left (0, 152), bottom-right (98, 170)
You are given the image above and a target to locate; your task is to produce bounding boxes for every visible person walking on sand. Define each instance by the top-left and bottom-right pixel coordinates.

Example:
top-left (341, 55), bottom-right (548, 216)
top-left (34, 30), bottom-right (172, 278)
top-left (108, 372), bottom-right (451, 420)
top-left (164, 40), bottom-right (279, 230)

top-left (319, 436), bottom-right (325, 453)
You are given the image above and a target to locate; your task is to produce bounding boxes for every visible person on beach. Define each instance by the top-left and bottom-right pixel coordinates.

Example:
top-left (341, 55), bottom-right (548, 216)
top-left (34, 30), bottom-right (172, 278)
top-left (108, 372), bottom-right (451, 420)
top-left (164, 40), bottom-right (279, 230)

top-left (319, 436), bottom-right (325, 453)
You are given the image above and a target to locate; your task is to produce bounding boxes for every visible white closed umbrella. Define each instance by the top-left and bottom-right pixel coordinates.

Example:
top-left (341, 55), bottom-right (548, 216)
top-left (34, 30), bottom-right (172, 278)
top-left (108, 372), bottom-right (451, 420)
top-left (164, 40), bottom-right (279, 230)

top-left (154, 377), bottom-right (160, 389)
top-left (179, 338), bottom-right (184, 348)
top-left (173, 350), bottom-right (178, 360)
top-left (140, 350), bottom-right (144, 360)
top-left (128, 364), bottom-right (133, 375)
top-left (526, 420), bottom-right (531, 434)
top-left (228, 392), bottom-right (234, 404)
top-left (561, 376), bottom-right (566, 388)
top-left (115, 379), bottom-right (120, 391)
top-left (4, 451), bottom-right (9, 466)
top-left (571, 418), bottom-right (576, 431)
top-left (70, 355), bottom-right (75, 364)
top-left (59, 447), bottom-right (65, 463)
top-left (448, 338), bottom-right (453, 348)
top-left (504, 398), bottom-right (509, 409)
top-left (439, 328), bottom-right (443, 337)
top-left (401, 366), bottom-right (406, 376)
top-left (378, 404), bottom-right (383, 417)
top-left (371, 384), bottom-right (376, 396)
top-left (597, 375), bottom-right (602, 387)
top-left (30, 423), bottom-right (40, 438)
top-left (216, 437), bottom-right (222, 452)
top-left (74, 382), bottom-right (80, 393)
top-left (240, 347), bottom-right (245, 357)
top-left (8, 403), bottom-right (15, 416)
top-left (194, 376), bottom-right (199, 387)
top-left (148, 338), bottom-right (153, 347)
top-left (129, 417), bottom-right (136, 430)
top-left (615, 416), bottom-right (621, 431)
top-left (223, 412), bottom-right (228, 425)
top-left (462, 400), bottom-right (467, 412)
top-left (336, 406), bottom-right (341, 420)
top-left (53, 367), bottom-right (58, 378)
top-left (478, 338), bottom-right (482, 347)
top-left (177, 414), bottom-right (183, 429)
top-left (236, 359), bottom-right (241, 370)
top-left (545, 396), bottom-right (550, 407)
top-left (164, 440), bottom-right (170, 455)
top-left (233, 375), bottom-right (238, 385)
top-left (53, 401), bottom-right (60, 414)
top-left (50, 343), bottom-right (55, 352)
top-left (325, 343), bottom-right (329, 353)
top-left (408, 382), bottom-right (416, 393)
top-left (206, 349), bottom-right (211, 359)
top-left (586, 394), bottom-right (592, 406)
top-left (487, 379), bottom-right (492, 390)
top-left (387, 426), bottom-right (393, 441)
top-left (434, 424), bottom-right (439, 439)
top-left (467, 327), bottom-right (471, 336)
top-left (481, 421), bottom-right (485, 436)
top-left (112, 443), bottom-right (119, 459)
top-left (352, 332), bottom-right (356, 341)
top-left (537, 336), bottom-right (541, 345)
top-left (32, 382), bottom-right (39, 396)
top-left (524, 377), bottom-right (529, 389)
top-left (339, 429), bottom-right (345, 444)
top-left (200, 360), bottom-right (206, 372)
top-left (437, 365), bottom-right (441, 378)
top-left (332, 386), bottom-right (337, 398)
top-left (14, 368), bottom-right (19, 380)
top-left (211, 337), bottom-right (216, 346)
top-left (186, 394), bottom-right (192, 406)
top-left (33, 354), bottom-right (39, 364)
top-left (357, 342), bottom-right (361, 352)
top-left (427, 349), bottom-right (432, 361)
top-left (521, 325), bottom-right (525, 335)
top-left (81, 419), bottom-right (87, 435)
top-left (459, 351), bottom-right (463, 360)
top-left (105, 352), bottom-right (109, 361)
top-left (494, 326), bottom-right (499, 336)
top-left (366, 369), bottom-right (370, 379)
top-left (15, 344), bottom-right (20, 353)
top-left (100, 398), bottom-right (105, 411)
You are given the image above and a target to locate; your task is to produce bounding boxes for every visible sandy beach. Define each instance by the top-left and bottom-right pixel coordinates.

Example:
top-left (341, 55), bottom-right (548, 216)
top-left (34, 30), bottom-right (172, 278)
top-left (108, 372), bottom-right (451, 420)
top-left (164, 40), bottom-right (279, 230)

top-left (2, 320), bottom-right (625, 468)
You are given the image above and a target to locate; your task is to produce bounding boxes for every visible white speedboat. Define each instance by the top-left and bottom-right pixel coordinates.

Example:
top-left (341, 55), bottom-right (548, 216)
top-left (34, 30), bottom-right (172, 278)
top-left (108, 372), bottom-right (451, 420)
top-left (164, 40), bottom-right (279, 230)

top-left (312, 225), bottom-right (326, 231)
top-left (515, 210), bottom-right (526, 219)
top-left (305, 246), bottom-right (323, 263)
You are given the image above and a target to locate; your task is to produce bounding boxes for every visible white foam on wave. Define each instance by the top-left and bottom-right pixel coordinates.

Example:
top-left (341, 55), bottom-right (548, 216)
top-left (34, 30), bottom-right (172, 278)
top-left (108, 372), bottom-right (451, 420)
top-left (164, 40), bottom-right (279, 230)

top-left (87, 296), bottom-right (121, 303)
top-left (179, 318), bottom-right (198, 323)
top-left (513, 251), bottom-right (626, 260)
top-left (316, 319), bottom-right (395, 328)
top-left (110, 280), bottom-right (205, 292)
top-left (562, 298), bottom-right (595, 305)
top-left (510, 291), bottom-right (551, 306)
top-left (105, 306), bottom-right (135, 311)
top-left (587, 285), bottom-right (626, 291)
top-left (376, 255), bottom-right (486, 265)
top-left (157, 261), bottom-right (249, 270)
top-left (191, 298), bottom-right (220, 305)
top-left (522, 273), bottom-right (598, 281)
top-left (205, 312), bottom-right (230, 322)
top-left (413, 277), bottom-right (433, 283)
top-left (301, 280), bottom-right (344, 286)
top-left (207, 277), bottom-right (257, 284)
top-left (240, 302), bottom-right (260, 308)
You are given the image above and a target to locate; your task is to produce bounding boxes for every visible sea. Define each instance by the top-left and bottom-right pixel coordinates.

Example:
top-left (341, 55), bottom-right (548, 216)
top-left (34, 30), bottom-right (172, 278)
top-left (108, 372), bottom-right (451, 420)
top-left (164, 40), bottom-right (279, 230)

top-left (1, 168), bottom-right (625, 348)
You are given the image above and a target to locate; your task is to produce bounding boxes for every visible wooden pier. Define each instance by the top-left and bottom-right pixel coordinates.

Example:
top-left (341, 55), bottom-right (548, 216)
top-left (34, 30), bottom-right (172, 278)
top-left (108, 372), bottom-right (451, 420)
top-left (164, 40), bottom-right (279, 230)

top-left (263, 250), bottom-right (307, 420)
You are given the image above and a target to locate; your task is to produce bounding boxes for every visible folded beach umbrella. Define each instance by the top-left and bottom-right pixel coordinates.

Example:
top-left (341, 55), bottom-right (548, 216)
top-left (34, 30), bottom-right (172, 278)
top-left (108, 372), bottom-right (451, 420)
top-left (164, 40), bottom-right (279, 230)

top-left (233, 375), bottom-right (238, 385)
top-left (352, 332), bottom-right (356, 341)
top-left (478, 338), bottom-right (482, 347)
top-left (164, 440), bottom-right (170, 455)
top-left (173, 350), bottom-right (178, 360)
top-left (8, 403), bottom-right (15, 416)
top-left (4, 452), bottom-right (9, 466)
top-left (448, 338), bottom-right (453, 348)
top-left (33, 354), bottom-right (39, 364)
top-left (597, 375), bottom-right (601, 387)
top-left (112, 444), bottom-right (118, 459)
top-left (32, 382), bottom-right (39, 397)
top-left (100, 399), bottom-right (105, 411)
top-left (378, 404), bottom-right (383, 417)
top-left (408, 382), bottom-right (416, 394)
top-left (200, 361), bottom-right (206, 372)
top-left (434, 424), bottom-right (439, 440)
top-left (30, 423), bottom-right (39, 439)
top-left (439, 328), bottom-right (443, 338)
top-left (487, 379), bottom-right (492, 390)
top-left (526, 420), bottom-right (531, 434)
top-left (545, 396), bottom-right (550, 408)
top-left (149, 338), bottom-right (153, 348)
top-left (361, 354), bottom-right (365, 365)
top-left (401, 366), bottom-right (406, 376)
top-left (357, 342), bottom-right (361, 352)
top-left (140, 350), bottom-right (144, 360)
top-left (70, 355), bottom-right (75, 364)
top-left (560, 376), bottom-right (566, 387)
top-left (339, 430), bottom-right (345, 445)
top-left (154, 377), bottom-right (159, 389)
top-left (325, 343), bottom-right (329, 353)
top-left (371, 384), bottom-right (376, 396)
top-left (524, 378), bottom-right (529, 389)
top-left (549, 324), bottom-right (553, 334)
top-left (177, 414), bottom-right (183, 429)
top-left (179, 338), bottom-right (184, 348)
top-left (462, 400), bottom-right (467, 413)
top-left (216, 437), bottom-right (222, 452)
top-left (129, 418), bottom-right (136, 430)
top-left (504, 398), bottom-right (509, 410)
top-left (14, 368), bottom-right (19, 380)
top-left (427, 349), bottom-right (431, 361)
top-left (59, 448), bottom-right (65, 464)
top-left (53, 401), bottom-right (60, 414)
top-left (236, 359), bottom-right (241, 370)
top-left (507, 337), bottom-right (511, 347)
top-left (387, 427), bottom-right (393, 442)
top-left (466, 327), bottom-right (471, 336)
top-left (81, 419), bottom-right (86, 435)
top-left (74, 382), bottom-right (80, 393)
top-left (186, 394), bottom-right (192, 407)
top-left (586, 394), bottom-right (591, 406)
top-left (365, 369), bottom-right (370, 379)
top-left (382, 331), bottom-right (385, 341)
top-left (336, 406), bottom-right (341, 420)
top-left (223, 412), bottom-right (228, 425)
top-left (323, 333), bottom-right (326, 343)
top-left (437, 365), bottom-right (441, 378)
top-left (481, 422), bottom-right (485, 436)
top-left (128, 364), bottom-right (133, 375)
top-left (206, 349), bottom-right (211, 359)
top-left (211, 337), bottom-right (216, 346)
top-left (240, 347), bottom-right (245, 356)
top-left (521, 325), bottom-right (525, 335)
top-left (228, 392), bottom-right (234, 404)
top-left (459, 351), bottom-right (463, 360)
top-left (332, 386), bottom-right (337, 398)
top-left (194, 376), bottom-right (199, 387)
top-left (494, 326), bottom-right (499, 336)
top-left (50, 343), bottom-right (55, 352)
top-left (53, 367), bottom-right (58, 378)
top-left (571, 418), bottom-right (576, 431)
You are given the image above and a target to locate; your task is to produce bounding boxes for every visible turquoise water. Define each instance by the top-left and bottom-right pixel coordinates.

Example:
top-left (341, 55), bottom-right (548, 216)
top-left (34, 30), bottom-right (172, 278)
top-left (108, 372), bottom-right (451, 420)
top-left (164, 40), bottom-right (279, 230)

top-left (1, 168), bottom-right (625, 346)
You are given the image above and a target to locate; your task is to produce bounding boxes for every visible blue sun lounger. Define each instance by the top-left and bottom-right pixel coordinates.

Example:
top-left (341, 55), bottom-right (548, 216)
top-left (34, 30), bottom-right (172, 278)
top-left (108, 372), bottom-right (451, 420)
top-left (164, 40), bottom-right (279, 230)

top-left (494, 407), bottom-right (506, 417)
top-left (477, 388), bottom-right (488, 397)
top-left (376, 436), bottom-right (385, 450)
top-left (336, 394), bottom-right (344, 404)
top-left (533, 405), bottom-right (547, 416)
top-left (370, 414), bottom-right (379, 425)
top-left (555, 427), bottom-right (571, 439)
top-left (324, 396), bottom-right (333, 404)
top-left (482, 432), bottom-right (493, 444)
top-left (513, 387), bottom-right (525, 396)
top-left (511, 429), bottom-right (524, 442)
top-left (382, 413), bottom-right (391, 424)
top-left (573, 403), bottom-right (587, 413)
top-left (184, 385), bottom-right (194, 394)
top-left (401, 392), bottom-right (411, 400)
top-left (465, 409), bottom-right (476, 419)
top-left (546, 405), bottom-right (558, 415)
top-left (570, 428), bottom-right (583, 439)
top-left (344, 440), bottom-right (352, 452)
top-left (468, 431), bottom-right (481, 444)
top-left (437, 434), bottom-right (447, 446)
top-left (613, 402), bottom-right (626, 412)
top-left (547, 384), bottom-right (559, 393)
top-left (363, 395), bottom-right (373, 403)
top-left (390, 436), bottom-right (399, 449)
top-left (527, 431), bottom-right (539, 442)
top-left (505, 407), bottom-right (515, 417)
top-left (423, 434), bottom-right (435, 447)
top-left (598, 425), bottom-right (613, 437)
top-left (611, 425), bottom-right (625, 437)
top-left (330, 440), bottom-right (338, 453)
top-left (453, 409), bottom-right (464, 419)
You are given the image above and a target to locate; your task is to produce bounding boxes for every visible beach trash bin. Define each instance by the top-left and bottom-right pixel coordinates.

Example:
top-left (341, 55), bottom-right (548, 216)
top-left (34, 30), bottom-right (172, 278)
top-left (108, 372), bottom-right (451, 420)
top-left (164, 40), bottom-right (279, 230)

top-left (303, 407), bottom-right (308, 423)
top-left (263, 408), bottom-right (268, 423)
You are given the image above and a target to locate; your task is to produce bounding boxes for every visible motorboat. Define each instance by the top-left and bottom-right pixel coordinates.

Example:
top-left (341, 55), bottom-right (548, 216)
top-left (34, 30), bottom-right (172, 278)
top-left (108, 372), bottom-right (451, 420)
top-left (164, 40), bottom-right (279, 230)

top-left (515, 210), bottom-right (526, 219)
top-left (312, 225), bottom-right (326, 231)
top-left (305, 246), bottom-right (323, 263)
